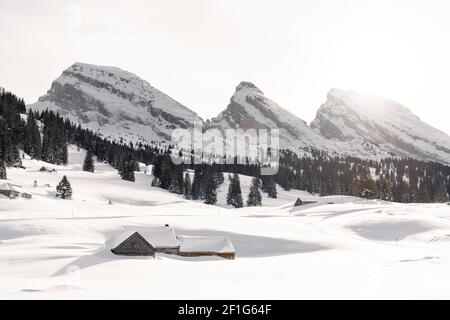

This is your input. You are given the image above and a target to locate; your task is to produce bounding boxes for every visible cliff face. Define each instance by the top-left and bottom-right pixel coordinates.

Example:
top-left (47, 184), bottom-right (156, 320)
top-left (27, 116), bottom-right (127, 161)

top-left (311, 89), bottom-right (450, 164)
top-left (29, 62), bottom-right (203, 144)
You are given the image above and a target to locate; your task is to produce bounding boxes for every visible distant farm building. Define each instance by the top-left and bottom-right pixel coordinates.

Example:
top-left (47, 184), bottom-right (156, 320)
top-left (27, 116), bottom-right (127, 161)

top-left (110, 226), bottom-right (236, 260)
top-left (0, 180), bottom-right (32, 199)
top-left (0, 180), bottom-right (20, 199)
top-left (178, 235), bottom-right (235, 260)
top-left (39, 166), bottom-right (57, 173)
top-left (294, 197), bottom-right (317, 207)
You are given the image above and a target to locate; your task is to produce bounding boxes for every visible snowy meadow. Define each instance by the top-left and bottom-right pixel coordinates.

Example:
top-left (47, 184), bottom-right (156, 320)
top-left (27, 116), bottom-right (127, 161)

top-left (1, 147), bottom-right (450, 299)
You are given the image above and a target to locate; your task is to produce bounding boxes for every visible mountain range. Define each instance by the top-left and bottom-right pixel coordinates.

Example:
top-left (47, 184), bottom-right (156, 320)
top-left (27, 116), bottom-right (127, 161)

top-left (29, 62), bottom-right (450, 165)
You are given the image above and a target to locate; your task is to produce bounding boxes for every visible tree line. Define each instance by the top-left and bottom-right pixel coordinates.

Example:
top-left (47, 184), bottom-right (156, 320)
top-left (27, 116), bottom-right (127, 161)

top-left (0, 86), bottom-right (449, 204)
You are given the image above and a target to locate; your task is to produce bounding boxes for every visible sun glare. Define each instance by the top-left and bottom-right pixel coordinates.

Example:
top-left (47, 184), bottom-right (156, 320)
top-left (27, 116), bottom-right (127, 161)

top-left (320, 28), bottom-right (431, 107)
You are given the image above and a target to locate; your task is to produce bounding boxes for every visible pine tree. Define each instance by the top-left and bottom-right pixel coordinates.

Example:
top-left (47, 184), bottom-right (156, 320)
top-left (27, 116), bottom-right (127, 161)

top-left (191, 166), bottom-right (203, 200)
top-left (433, 182), bottom-right (449, 203)
top-left (0, 159), bottom-right (6, 179)
top-left (226, 173), bottom-right (243, 208)
top-left (24, 110), bottom-right (42, 159)
top-left (151, 155), bottom-right (163, 187)
top-left (62, 145), bottom-right (68, 165)
top-left (56, 175), bottom-right (72, 199)
top-left (83, 150), bottom-right (95, 172)
top-left (159, 155), bottom-right (172, 189)
top-left (377, 179), bottom-right (393, 201)
top-left (169, 165), bottom-right (184, 194)
top-left (118, 158), bottom-right (135, 182)
top-left (183, 172), bottom-right (192, 199)
top-left (202, 165), bottom-right (218, 205)
top-left (357, 167), bottom-right (375, 199)
top-left (203, 178), bottom-right (218, 205)
top-left (215, 170), bottom-right (224, 185)
top-left (417, 182), bottom-right (431, 203)
top-left (247, 177), bottom-right (262, 206)
top-left (262, 175), bottom-right (277, 198)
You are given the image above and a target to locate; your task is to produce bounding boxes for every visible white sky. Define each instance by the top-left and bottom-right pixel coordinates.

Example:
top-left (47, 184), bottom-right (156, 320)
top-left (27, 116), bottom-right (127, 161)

top-left (1, 0), bottom-right (450, 134)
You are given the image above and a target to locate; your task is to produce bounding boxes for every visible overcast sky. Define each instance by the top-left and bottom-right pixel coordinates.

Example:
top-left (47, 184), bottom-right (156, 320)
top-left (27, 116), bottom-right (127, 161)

top-left (1, 0), bottom-right (450, 134)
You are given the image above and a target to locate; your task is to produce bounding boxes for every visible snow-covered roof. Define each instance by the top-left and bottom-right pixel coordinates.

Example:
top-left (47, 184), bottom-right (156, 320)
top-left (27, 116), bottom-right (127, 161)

top-left (110, 226), bottom-right (181, 249)
top-left (0, 180), bottom-right (31, 195)
top-left (0, 180), bottom-right (18, 191)
top-left (178, 235), bottom-right (235, 253)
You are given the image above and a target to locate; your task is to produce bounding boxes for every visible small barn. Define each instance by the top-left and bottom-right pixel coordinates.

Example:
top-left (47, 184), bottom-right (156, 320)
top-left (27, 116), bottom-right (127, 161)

top-left (21, 192), bottom-right (32, 199)
top-left (294, 197), bottom-right (317, 207)
top-left (294, 197), bottom-right (303, 206)
top-left (0, 180), bottom-right (20, 199)
top-left (178, 235), bottom-right (236, 260)
top-left (39, 166), bottom-right (56, 173)
top-left (110, 226), bottom-right (181, 256)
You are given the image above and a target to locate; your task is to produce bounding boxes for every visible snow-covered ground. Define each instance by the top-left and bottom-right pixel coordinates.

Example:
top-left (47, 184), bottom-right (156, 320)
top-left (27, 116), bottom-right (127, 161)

top-left (1, 146), bottom-right (450, 299)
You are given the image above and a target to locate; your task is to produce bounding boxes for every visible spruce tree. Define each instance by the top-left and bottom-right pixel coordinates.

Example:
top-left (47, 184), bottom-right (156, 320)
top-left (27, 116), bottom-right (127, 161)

top-left (159, 155), bottom-right (172, 189)
top-left (378, 179), bottom-right (393, 201)
top-left (191, 166), bottom-right (203, 200)
top-left (226, 173), bottom-right (243, 208)
top-left (56, 175), bottom-right (73, 199)
top-left (24, 110), bottom-right (42, 159)
top-left (433, 182), bottom-right (449, 203)
top-left (247, 177), bottom-right (262, 206)
top-left (151, 155), bottom-right (163, 187)
top-left (203, 166), bottom-right (218, 205)
top-left (169, 165), bottom-right (184, 194)
top-left (183, 172), bottom-right (192, 199)
top-left (83, 150), bottom-right (95, 172)
top-left (357, 167), bottom-right (375, 199)
top-left (0, 159), bottom-right (6, 179)
top-left (262, 175), bottom-right (277, 199)
top-left (118, 158), bottom-right (135, 182)
top-left (215, 170), bottom-right (224, 185)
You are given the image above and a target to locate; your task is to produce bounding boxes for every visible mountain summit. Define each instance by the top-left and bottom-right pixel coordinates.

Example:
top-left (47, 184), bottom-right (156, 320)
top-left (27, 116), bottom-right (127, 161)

top-left (207, 81), bottom-right (331, 152)
top-left (28, 63), bottom-right (450, 164)
top-left (311, 89), bottom-right (450, 164)
top-left (29, 62), bottom-right (202, 144)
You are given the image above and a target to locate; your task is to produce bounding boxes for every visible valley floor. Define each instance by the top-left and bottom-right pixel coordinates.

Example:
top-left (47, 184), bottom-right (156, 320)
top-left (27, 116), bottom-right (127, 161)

top-left (1, 147), bottom-right (450, 299)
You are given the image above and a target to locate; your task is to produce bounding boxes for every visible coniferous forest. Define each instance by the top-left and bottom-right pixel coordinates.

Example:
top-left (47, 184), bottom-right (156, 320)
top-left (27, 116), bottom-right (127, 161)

top-left (1, 87), bottom-right (449, 205)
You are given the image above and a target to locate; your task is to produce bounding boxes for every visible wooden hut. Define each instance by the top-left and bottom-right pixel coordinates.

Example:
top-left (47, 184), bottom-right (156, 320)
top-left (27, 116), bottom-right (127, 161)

top-left (0, 180), bottom-right (20, 199)
top-left (110, 226), bottom-right (181, 256)
top-left (294, 197), bottom-right (303, 206)
top-left (178, 235), bottom-right (236, 260)
top-left (111, 231), bottom-right (156, 256)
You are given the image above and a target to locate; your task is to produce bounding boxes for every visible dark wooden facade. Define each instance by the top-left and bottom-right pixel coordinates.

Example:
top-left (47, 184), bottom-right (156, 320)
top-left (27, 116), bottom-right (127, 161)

top-left (294, 198), bottom-right (303, 206)
top-left (0, 189), bottom-right (20, 199)
top-left (111, 232), bottom-right (156, 257)
top-left (156, 247), bottom-right (179, 255)
top-left (294, 198), bottom-right (317, 206)
top-left (179, 252), bottom-right (235, 260)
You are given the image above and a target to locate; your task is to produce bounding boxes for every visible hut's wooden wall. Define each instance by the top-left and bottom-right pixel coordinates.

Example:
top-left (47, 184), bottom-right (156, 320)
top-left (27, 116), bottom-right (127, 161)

top-left (179, 252), bottom-right (235, 260)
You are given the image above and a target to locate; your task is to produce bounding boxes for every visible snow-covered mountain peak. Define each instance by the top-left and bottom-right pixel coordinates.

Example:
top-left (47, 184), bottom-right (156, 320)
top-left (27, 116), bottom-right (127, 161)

top-left (207, 81), bottom-right (339, 154)
top-left (235, 81), bottom-right (264, 95)
top-left (62, 62), bottom-right (150, 91)
top-left (325, 88), bottom-right (416, 119)
top-left (29, 62), bottom-right (202, 144)
top-left (311, 88), bottom-right (450, 164)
